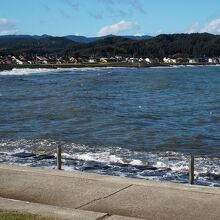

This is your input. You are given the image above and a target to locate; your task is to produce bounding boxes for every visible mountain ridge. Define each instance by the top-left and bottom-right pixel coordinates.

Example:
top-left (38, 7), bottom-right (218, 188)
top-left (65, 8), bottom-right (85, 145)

top-left (0, 33), bottom-right (220, 58)
top-left (0, 34), bottom-right (152, 43)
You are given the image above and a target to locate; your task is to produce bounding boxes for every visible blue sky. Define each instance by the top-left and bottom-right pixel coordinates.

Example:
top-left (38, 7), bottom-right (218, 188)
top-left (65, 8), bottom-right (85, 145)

top-left (1, 0), bottom-right (220, 36)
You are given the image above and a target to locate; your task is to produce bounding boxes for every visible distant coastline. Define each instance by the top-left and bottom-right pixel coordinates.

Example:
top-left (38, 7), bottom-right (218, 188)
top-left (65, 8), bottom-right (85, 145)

top-left (0, 62), bottom-right (219, 71)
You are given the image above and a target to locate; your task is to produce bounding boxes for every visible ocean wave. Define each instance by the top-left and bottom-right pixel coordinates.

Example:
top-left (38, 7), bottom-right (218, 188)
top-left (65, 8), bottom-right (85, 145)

top-left (149, 65), bottom-right (186, 69)
top-left (149, 64), bottom-right (220, 69)
top-left (0, 68), bottom-right (59, 76)
top-left (0, 139), bottom-right (219, 187)
top-left (0, 67), bottom-right (127, 76)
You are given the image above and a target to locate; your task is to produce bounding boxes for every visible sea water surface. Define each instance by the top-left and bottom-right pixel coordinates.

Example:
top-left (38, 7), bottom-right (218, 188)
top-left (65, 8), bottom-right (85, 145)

top-left (0, 66), bottom-right (220, 186)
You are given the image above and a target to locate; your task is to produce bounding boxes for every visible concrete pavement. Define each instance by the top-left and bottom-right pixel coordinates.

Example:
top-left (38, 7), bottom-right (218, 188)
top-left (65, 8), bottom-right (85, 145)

top-left (0, 164), bottom-right (220, 220)
top-left (0, 197), bottom-right (107, 220)
top-left (0, 197), bottom-right (143, 220)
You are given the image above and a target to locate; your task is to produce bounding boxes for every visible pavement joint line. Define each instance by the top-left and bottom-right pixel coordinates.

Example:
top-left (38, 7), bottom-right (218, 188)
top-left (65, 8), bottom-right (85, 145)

top-left (0, 197), bottom-right (146, 220)
top-left (76, 184), bottom-right (134, 209)
top-left (18, 186), bottom-right (34, 194)
top-left (96, 214), bottom-right (111, 220)
top-left (0, 196), bottom-right (108, 220)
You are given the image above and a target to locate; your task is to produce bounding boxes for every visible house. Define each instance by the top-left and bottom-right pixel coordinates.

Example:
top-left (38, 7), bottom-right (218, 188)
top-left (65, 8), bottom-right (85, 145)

top-left (176, 58), bottom-right (189, 63)
top-left (110, 57), bottom-right (118, 62)
top-left (18, 56), bottom-right (28, 63)
top-left (163, 57), bottom-right (176, 64)
top-left (139, 58), bottom-right (144, 62)
top-left (115, 56), bottom-right (123, 62)
top-left (189, 58), bottom-right (198, 64)
top-left (69, 57), bottom-right (77, 63)
top-left (145, 58), bottom-right (152, 63)
top-left (100, 58), bottom-right (108, 63)
top-left (128, 58), bottom-right (139, 63)
top-left (12, 56), bottom-right (23, 65)
top-left (36, 56), bottom-right (48, 64)
top-left (56, 57), bottom-right (64, 64)
top-left (163, 57), bottom-right (169, 63)
top-left (88, 58), bottom-right (96, 63)
top-left (208, 58), bottom-right (219, 63)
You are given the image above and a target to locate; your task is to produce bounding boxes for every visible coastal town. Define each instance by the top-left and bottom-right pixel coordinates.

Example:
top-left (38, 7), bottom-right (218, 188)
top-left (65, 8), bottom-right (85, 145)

top-left (0, 54), bottom-right (220, 65)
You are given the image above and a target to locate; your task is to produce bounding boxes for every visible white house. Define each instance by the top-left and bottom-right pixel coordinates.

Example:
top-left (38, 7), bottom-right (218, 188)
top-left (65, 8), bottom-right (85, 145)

top-left (208, 58), bottom-right (218, 63)
top-left (163, 57), bottom-right (176, 63)
top-left (189, 58), bottom-right (197, 64)
top-left (139, 58), bottom-right (144, 62)
top-left (12, 56), bottom-right (23, 65)
top-left (69, 57), bottom-right (77, 63)
top-left (100, 57), bottom-right (108, 63)
top-left (145, 58), bottom-right (152, 63)
top-left (88, 58), bottom-right (96, 63)
top-left (115, 56), bottom-right (122, 61)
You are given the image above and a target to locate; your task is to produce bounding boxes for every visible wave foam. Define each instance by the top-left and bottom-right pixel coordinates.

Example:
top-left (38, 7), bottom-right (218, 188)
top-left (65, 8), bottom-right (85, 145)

top-left (0, 139), bottom-right (219, 187)
top-left (0, 68), bottom-right (60, 76)
top-left (0, 67), bottom-right (127, 76)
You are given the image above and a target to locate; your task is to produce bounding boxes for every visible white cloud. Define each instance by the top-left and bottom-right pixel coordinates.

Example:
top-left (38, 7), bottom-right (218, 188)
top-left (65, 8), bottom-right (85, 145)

top-left (186, 19), bottom-right (220, 34)
top-left (155, 29), bottom-right (164, 35)
top-left (74, 32), bottom-right (84, 36)
top-left (98, 20), bottom-right (139, 36)
top-left (201, 19), bottom-right (220, 33)
top-left (186, 23), bottom-right (200, 33)
top-left (0, 18), bottom-right (18, 35)
top-left (0, 18), bottom-right (15, 26)
top-left (0, 29), bottom-right (18, 35)
top-left (134, 33), bottom-right (143, 36)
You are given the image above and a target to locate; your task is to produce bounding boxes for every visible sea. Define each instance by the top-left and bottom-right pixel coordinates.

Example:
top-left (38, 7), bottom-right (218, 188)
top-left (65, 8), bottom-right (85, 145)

top-left (0, 66), bottom-right (220, 187)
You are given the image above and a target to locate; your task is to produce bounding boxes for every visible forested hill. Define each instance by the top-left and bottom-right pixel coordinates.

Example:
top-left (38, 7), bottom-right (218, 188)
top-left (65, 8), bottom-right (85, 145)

top-left (0, 33), bottom-right (220, 58)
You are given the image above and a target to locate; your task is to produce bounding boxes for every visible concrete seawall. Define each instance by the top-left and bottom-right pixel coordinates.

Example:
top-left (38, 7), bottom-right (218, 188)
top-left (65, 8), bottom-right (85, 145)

top-left (0, 164), bottom-right (220, 219)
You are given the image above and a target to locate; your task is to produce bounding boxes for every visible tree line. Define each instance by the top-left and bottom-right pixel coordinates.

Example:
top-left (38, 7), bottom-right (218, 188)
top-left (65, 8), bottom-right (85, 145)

top-left (0, 33), bottom-right (220, 58)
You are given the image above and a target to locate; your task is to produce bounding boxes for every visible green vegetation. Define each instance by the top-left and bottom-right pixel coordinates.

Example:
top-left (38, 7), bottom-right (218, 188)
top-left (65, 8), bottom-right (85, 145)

top-left (72, 33), bottom-right (220, 58)
top-left (0, 33), bottom-right (220, 58)
top-left (0, 211), bottom-right (58, 220)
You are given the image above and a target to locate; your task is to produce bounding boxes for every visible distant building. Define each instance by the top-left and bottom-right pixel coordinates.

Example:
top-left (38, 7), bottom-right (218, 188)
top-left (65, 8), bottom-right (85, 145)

top-left (12, 56), bottom-right (23, 65)
top-left (139, 58), bottom-right (144, 62)
top-left (36, 56), bottom-right (49, 64)
top-left (145, 58), bottom-right (152, 63)
top-left (115, 56), bottom-right (123, 62)
top-left (100, 58), bottom-right (108, 63)
top-left (69, 57), bottom-right (77, 63)
top-left (176, 58), bottom-right (189, 63)
top-left (163, 57), bottom-right (176, 64)
top-left (189, 58), bottom-right (198, 64)
top-left (128, 58), bottom-right (139, 63)
top-left (88, 58), bottom-right (96, 63)
top-left (208, 58), bottom-right (219, 63)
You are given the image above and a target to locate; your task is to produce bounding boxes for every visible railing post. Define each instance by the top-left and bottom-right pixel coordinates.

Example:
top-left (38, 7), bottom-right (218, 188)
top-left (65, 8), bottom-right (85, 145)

top-left (57, 145), bottom-right (62, 170)
top-left (189, 155), bottom-right (194, 184)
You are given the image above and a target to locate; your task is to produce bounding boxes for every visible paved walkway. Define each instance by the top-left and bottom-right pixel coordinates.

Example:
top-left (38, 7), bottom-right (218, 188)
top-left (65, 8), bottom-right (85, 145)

top-left (0, 164), bottom-right (220, 220)
top-left (0, 197), bottom-right (141, 220)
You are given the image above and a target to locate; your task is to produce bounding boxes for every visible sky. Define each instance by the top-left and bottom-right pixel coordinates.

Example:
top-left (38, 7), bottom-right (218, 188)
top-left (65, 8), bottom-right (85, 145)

top-left (1, 0), bottom-right (220, 37)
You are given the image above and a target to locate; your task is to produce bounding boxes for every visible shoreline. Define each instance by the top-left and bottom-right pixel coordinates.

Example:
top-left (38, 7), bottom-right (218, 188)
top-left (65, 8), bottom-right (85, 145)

top-left (0, 62), bottom-right (219, 71)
